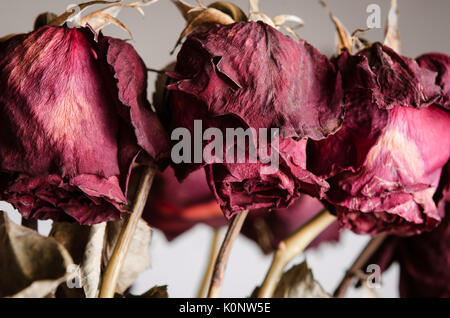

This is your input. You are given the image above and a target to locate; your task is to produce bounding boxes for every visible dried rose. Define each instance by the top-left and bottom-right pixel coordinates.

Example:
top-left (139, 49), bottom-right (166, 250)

top-left (204, 137), bottom-right (328, 218)
top-left (168, 21), bottom-right (343, 217)
top-left (169, 21), bottom-right (343, 141)
top-left (0, 26), bottom-right (168, 225)
top-left (143, 166), bottom-right (226, 240)
top-left (307, 43), bottom-right (450, 236)
top-left (242, 194), bottom-right (340, 254)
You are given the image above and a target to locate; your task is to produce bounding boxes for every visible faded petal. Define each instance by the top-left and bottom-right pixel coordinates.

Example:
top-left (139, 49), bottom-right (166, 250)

top-left (168, 21), bottom-right (343, 141)
top-left (99, 35), bottom-right (169, 162)
top-left (206, 138), bottom-right (329, 219)
top-left (308, 43), bottom-right (450, 235)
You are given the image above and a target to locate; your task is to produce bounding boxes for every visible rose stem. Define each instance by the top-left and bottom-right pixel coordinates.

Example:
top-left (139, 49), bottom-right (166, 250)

top-left (99, 166), bottom-right (156, 298)
top-left (333, 233), bottom-right (387, 298)
top-left (197, 229), bottom-right (221, 298)
top-left (207, 210), bottom-right (249, 298)
top-left (257, 209), bottom-right (336, 298)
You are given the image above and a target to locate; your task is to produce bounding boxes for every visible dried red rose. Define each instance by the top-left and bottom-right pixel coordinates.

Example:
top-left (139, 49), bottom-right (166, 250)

top-left (0, 26), bottom-right (168, 225)
top-left (168, 21), bottom-right (342, 217)
top-left (143, 166), bottom-right (226, 240)
top-left (169, 21), bottom-right (343, 141)
top-left (242, 194), bottom-right (340, 254)
top-left (307, 43), bottom-right (450, 236)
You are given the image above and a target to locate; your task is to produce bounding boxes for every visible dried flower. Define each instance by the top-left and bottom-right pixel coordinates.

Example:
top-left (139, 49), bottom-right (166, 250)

top-left (307, 44), bottom-right (450, 236)
top-left (0, 25), bottom-right (168, 225)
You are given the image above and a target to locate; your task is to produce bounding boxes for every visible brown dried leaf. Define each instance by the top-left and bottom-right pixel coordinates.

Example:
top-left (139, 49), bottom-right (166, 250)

top-left (48, 1), bottom-right (121, 27)
top-left (0, 212), bottom-right (74, 298)
top-left (208, 2), bottom-right (247, 22)
top-left (105, 218), bottom-right (152, 294)
top-left (173, 7), bottom-right (235, 52)
top-left (50, 222), bottom-right (106, 298)
top-left (384, 0), bottom-right (401, 54)
top-left (248, 0), bottom-right (303, 39)
top-left (273, 261), bottom-right (331, 298)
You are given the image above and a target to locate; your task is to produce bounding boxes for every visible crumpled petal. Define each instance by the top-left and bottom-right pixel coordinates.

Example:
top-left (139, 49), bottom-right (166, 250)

top-left (0, 26), bottom-right (167, 224)
top-left (99, 35), bottom-right (169, 161)
top-left (206, 138), bottom-right (329, 219)
top-left (307, 43), bottom-right (450, 236)
top-left (366, 212), bottom-right (450, 298)
top-left (168, 21), bottom-right (344, 141)
top-left (417, 52), bottom-right (450, 110)
top-left (2, 174), bottom-right (124, 225)
top-left (143, 166), bottom-right (226, 240)
top-left (242, 194), bottom-right (340, 254)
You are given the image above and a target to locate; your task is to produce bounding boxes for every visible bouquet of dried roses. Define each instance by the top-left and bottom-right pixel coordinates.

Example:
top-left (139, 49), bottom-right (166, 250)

top-left (0, 0), bottom-right (448, 300)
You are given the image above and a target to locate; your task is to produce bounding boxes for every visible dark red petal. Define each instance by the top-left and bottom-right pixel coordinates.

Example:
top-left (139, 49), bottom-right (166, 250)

top-left (206, 138), bottom-right (329, 219)
top-left (168, 21), bottom-right (344, 141)
top-left (3, 174), bottom-right (124, 225)
top-left (0, 26), bottom-right (121, 178)
top-left (99, 35), bottom-right (169, 162)
top-left (417, 53), bottom-right (450, 110)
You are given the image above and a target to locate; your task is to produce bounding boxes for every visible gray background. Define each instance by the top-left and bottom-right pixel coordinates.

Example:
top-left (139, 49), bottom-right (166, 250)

top-left (1, 0), bottom-right (449, 297)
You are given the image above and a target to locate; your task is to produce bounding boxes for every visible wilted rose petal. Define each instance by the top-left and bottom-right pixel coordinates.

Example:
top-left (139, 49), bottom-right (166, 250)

top-left (206, 137), bottom-right (329, 219)
top-left (417, 53), bottom-right (450, 110)
top-left (143, 167), bottom-right (226, 240)
top-left (308, 43), bottom-right (450, 236)
top-left (0, 26), bottom-right (168, 224)
top-left (168, 21), bottom-right (343, 141)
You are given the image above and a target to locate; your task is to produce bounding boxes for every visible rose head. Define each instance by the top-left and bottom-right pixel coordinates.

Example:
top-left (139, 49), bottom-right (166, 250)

top-left (168, 21), bottom-right (343, 218)
top-left (143, 166), bottom-right (226, 240)
top-left (242, 194), bottom-right (340, 254)
top-left (307, 44), bottom-right (450, 236)
top-left (0, 26), bottom-right (168, 225)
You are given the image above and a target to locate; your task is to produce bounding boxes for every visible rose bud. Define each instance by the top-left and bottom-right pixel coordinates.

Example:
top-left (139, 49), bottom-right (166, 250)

top-left (242, 194), bottom-right (340, 254)
top-left (307, 43), bottom-right (450, 236)
top-left (168, 21), bottom-right (343, 218)
top-left (0, 25), bottom-right (168, 225)
top-left (143, 166), bottom-right (226, 240)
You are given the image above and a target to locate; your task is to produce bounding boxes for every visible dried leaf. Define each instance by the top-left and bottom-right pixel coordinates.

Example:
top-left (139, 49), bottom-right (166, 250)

top-left (0, 212), bottom-right (74, 298)
top-left (105, 218), bottom-right (152, 294)
top-left (34, 12), bottom-right (58, 30)
top-left (126, 285), bottom-right (169, 298)
top-left (273, 261), bottom-right (331, 298)
top-left (173, 7), bottom-right (235, 52)
top-left (248, 0), bottom-right (303, 39)
top-left (50, 222), bottom-right (106, 298)
top-left (208, 2), bottom-right (247, 22)
top-left (320, 0), bottom-right (364, 55)
top-left (80, 223), bottom-right (106, 298)
top-left (48, 1), bottom-right (121, 27)
top-left (384, 0), bottom-right (401, 54)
